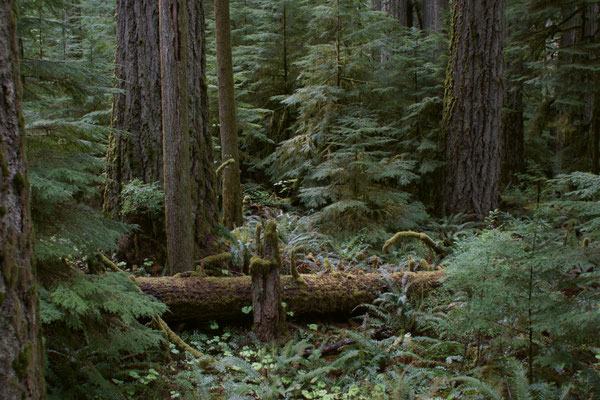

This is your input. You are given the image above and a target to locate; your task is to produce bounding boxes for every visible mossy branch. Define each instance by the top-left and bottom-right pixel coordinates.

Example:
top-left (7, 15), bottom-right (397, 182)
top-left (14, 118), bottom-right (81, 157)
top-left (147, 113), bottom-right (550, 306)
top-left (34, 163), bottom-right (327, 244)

top-left (200, 252), bottom-right (232, 269)
top-left (383, 231), bottom-right (447, 257)
top-left (97, 253), bottom-right (122, 272)
top-left (215, 158), bottom-right (235, 175)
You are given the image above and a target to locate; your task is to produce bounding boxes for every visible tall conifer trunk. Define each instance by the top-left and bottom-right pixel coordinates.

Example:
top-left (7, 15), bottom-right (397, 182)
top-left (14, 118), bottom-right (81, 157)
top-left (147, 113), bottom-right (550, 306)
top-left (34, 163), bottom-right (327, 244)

top-left (159, 0), bottom-right (194, 274)
top-left (0, 1), bottom-right (46, 397)
top-left (214, 0), bottom-right (243, 229)
top-left (105, 0), bottom-right (219, 263)
top-left (442, 0), bottom-right (505, 219)
top-left (501, 59), bottom-right (525, 186)
top-left (422, 0), bottom-right (447, 33)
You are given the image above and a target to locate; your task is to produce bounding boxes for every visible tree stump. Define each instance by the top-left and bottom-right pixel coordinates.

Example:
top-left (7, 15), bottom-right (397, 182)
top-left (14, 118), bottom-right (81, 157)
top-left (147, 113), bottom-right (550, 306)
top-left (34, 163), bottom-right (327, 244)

top-left (250, 221), bottom-right (286, 341)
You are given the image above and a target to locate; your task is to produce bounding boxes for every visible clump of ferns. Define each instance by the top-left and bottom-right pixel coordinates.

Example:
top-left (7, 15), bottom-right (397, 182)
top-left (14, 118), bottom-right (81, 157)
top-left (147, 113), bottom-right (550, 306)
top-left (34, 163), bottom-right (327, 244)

top-left (425, 212), bottom-right (485, 248)
top-left (451, 358), bottom-right (573, 400)
top-left (354, 273), bottom-right (420, 335)
top-left (216, 339), bottom-right (338, 399)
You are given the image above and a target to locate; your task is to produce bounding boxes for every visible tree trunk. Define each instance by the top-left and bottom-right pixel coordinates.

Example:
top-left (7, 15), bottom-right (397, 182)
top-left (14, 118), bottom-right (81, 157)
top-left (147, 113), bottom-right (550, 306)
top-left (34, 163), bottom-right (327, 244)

top-left (442, 0), bottom-right (505, 219)
top-left (372, 0), bottom-right (410, 27)
top-left (214, 0), bottom-right (243, 229)
top-left (501, 59), bottom-right (525, 186)
top-left (250, 221), bottom-right (286, 341)
top-left (136, 271), bottom-right (443, 322)
top-left (585, 4), bottom-right (599, 174)
top-left (159, 0), bottom-right (195, 274)
top-left (0, 1), bottom-right (46, 397)
top-left (422, 0), bottom-right (447, 33)
top-left (105, 0), bottom-right (219, 264)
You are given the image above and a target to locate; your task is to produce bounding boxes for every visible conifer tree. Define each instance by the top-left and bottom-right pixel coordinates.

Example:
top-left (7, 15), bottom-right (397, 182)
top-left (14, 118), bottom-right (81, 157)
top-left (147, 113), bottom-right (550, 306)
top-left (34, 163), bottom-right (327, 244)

top-left (0, 1), bottom-right (46, 397)
top-left (215, 0), bottom-right (243, 229)
top-left (159, 0), bottom-right (194, 274)
top-left (105, 0), bottom-right (219, 264)
top-left (442, 0), bottom-right (505, 218)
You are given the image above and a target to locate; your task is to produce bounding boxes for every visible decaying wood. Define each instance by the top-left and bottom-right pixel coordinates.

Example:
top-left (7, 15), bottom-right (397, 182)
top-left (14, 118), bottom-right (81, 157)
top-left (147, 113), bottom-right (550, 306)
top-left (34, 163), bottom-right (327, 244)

top-left (250, 221), bottom-right (287, 341)
top-left (136, 271), bottom-right (443, 322)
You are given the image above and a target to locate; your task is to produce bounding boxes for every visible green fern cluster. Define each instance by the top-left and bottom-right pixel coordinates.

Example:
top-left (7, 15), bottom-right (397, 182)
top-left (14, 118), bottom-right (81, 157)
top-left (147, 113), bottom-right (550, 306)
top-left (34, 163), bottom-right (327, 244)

top-left (40, 272), bottom-right (167, 399)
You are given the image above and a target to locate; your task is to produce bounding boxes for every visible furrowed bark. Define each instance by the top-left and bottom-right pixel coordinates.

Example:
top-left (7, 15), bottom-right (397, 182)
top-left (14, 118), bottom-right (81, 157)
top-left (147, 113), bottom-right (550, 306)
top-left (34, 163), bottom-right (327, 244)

top-left (105, 0), bottom-right (219, 264)
top-left (136, 271), bottom-right (443, 322)
top-left (0, 1), bottom-right (46, 397)
top-left (442, 0), bottom-right (505, 219)
top-left (159, 0), bottom-right (194, 274)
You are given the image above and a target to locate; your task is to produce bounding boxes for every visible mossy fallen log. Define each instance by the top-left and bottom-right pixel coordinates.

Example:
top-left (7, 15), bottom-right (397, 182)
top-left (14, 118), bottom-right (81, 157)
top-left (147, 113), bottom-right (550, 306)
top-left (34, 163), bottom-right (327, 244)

top-left (136, 271), bottom-right (444, 322)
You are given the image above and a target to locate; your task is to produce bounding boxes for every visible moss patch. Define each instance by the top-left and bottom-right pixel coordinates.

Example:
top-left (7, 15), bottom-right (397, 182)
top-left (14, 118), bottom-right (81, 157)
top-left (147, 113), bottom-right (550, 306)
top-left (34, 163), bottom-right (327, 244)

top-left (13, 172), bottom-right (27, 193)
top-left (0, 206), bottom-right (6, 217)
top-left (13, 342), bottom-right (33, 379)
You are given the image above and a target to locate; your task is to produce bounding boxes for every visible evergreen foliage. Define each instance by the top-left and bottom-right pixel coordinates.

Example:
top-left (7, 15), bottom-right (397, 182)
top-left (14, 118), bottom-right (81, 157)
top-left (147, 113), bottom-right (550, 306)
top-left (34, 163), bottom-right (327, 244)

top-left (18, 0), bottom-right (128, 263)
top-left (41, 271), bottom-right (166, 399)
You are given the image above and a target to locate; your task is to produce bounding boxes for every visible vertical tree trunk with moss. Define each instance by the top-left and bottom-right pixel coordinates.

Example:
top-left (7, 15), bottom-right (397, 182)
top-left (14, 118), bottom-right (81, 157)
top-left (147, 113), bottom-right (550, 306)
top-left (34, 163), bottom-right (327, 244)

top-left (250, 221), bottom-right (286, 342)
top-left (0, 1), bottom-right (46, 397)
top-left (105, 0), bottom-right (219, 263)
top-left (442, 0), bottom-right (505, 219)
top-left (159, 0), bottom-right (194, 274)
top-left (214, 0), bottom-right (243, 229)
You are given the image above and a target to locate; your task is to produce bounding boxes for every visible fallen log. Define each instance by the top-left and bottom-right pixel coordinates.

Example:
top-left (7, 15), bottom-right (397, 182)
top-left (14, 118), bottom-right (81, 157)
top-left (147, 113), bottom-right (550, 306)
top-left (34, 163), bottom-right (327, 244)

top-left (136, 271), bottom-right (444, 322)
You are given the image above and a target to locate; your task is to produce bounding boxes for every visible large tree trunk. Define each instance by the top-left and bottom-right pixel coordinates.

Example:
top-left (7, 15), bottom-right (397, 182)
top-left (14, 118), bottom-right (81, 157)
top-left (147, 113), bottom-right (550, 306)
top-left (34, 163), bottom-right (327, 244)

top-left (159, 0), bottom-right (194, 274)
top-left (0, 1), bottom-right (46, 397)
top-left (214, 0), bottom-right (243, 229)
top-left (105, 0), bottom-right (218, 264)
top-left (442, 0), bottom-right (505, 219)
top-left (422, 0), bottom-right (447, 33)
top-left (136, 271), bottom-right (443, 322)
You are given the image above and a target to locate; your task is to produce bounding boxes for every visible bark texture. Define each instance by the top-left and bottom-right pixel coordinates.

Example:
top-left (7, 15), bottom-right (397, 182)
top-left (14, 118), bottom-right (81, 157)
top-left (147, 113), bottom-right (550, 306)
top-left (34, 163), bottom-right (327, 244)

top-left (442, 0), bottom-right (505, 219)
top-left (422, 0), bottom-right (447, 33)
top-left (136, 271), bottom-right (443, 322)
top-left (105, 0), bottom-right (218, 263)
top-left (250, 221), bottom-right (286, 341)
top-left (214, 0), bottom-right (243, 229)
top-left (0, 1), bottom-right (46, 397)
top-left (159, 0), bottom-right (194, 274)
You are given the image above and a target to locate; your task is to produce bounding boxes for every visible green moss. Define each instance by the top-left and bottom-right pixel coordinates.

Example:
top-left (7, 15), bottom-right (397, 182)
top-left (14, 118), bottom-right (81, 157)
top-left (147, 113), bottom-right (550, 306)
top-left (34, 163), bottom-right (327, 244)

top-left (255, 224), bottom-right (262, 255)
top-left (0, 206), bottom-right (6, 217)
top-left (13, 342), bottom-right (33, 379)
top-left (420, 259), bottom-right (431, 271)
top-left (201, 252), bottom-right (232, 269)
top-left (13, 172), bottom-right (27, 193)
top-left (290, 249), bottom-right (306, 286)
top-left (249, 256), bottom-right (274, 276)
top-left (0, 144), bottom-right (8, 177)
top-left (0, 290), bottom-right (4, 306)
